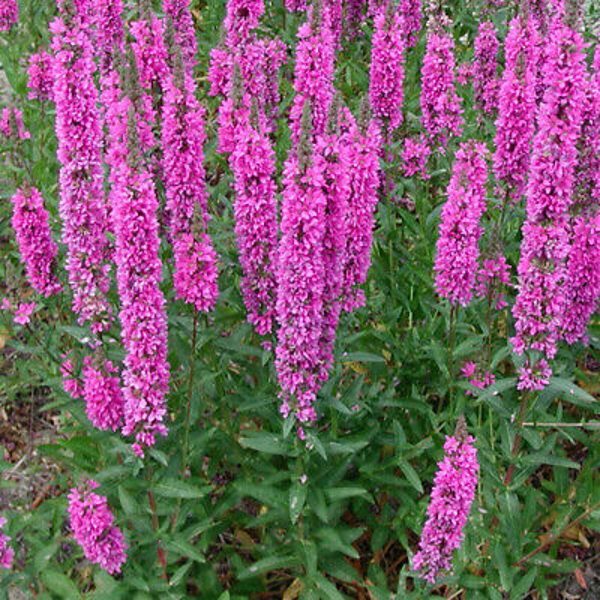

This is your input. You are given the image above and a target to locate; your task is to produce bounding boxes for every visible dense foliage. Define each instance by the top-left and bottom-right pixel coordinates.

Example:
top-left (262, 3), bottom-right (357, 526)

top-left (1, 0), bottom-right (600, 598)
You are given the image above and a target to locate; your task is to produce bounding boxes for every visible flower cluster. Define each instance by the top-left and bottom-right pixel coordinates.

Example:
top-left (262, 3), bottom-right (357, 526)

top-left (420, 24), bottom-right (463, 151)
top-left (369, 3), bottom-right (405, 133)
top-left (68, 481), bottom-right (127, 575)
top-left (230, 108), bottom-right (279, 334)
top-left (82, 356), bottom-right (124, 432)
top-left (473, 20), bottom-right (498, 115)
top-left (224, 0), bottom-right (265, 47)
top-left (517, 358), bottom-right (552, 391)
top-left (461, 362), bottom-right (495, 396)
top-left (289, 4), bottom-right (335, 143)
top-left (0, 517), bottom-right (13, 570)
top-left (400, 0), bottom-right (422, 47)
top-left (493, 15), bottom-right (539, 202)
top-left (402, 134), bottom-right (431, 179)
top-left (27, 51), bottom-right (54, 101)
top-left (0, 0), bottom-right (17, 31)
top-left (341, 109), bottom-right (382, 311)
top-left (511, 13), bottom-right (587, 373)
top-left (10, 187), bottom-right (62, 297)
top-left (50, 7), bottom-right (113, 333)
top-left (475, 253), bottom-right (511, 310)
top-left (434, 142), bottom-right (488, 306)
top-left (94, 0), bottom-right (124, 73)
top-left (412, 423), bottom-right (479, 584)
top-left (130, 10), bottom-right (169, 92)
top-left (163, 0), bottom-right (197, 71)
top-left (0, 106), bottom-right (29, 139)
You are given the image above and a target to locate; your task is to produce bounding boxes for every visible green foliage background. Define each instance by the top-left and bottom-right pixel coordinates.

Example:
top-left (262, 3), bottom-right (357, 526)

top-left (1, 1), bottom-right (600, 598)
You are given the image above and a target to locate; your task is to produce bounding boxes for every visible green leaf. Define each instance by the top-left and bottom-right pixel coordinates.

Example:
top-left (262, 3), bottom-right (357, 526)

top-left (154, 479), bottom-right (210, 499)
top-left (342, 351), bottom-right (386, 363)
top-left (239, 431), bottom-right (290, 456)
top-left (41, 570), bottom-right (82, 600)
top-left (509, 568), bottom-right (537, 599)
top-left (522, 453), bottom-right (580, 470)
top-left (118, 485), bottom-right (138, 515)
top-left (290, 479), bottom-right (308, 524)
top-left (398, 459), bottom-right (423, 493)
top-left (166, 538), bottom-right (206, 564)
top-left (238, 555), bottom-right (300, 579)
top-left (541, 378), bottom-right (598, 410)
top-left (326, 486), bottom-right (373, 503)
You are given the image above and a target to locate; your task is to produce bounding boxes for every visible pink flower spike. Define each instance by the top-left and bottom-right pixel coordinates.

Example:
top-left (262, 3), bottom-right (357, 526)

top-left (0, 516), bottom-right (14, 570)
top-left (13, 303), bottom-right (36, 326)
top-left (68, 481), bottom-right (127, 575)
top-left (0, 0), bottom-right (18, 31)
top-left (412, 421), bottom-right (479, 584)
top-left (27, 51), bottom-right (54, 101)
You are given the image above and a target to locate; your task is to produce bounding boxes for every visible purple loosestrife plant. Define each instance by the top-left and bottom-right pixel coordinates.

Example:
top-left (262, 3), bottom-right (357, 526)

top-left (493, 14), bottom-right (539, 202)
top-left (412, 419), bottom-right (479, 584)
top-left (230, 102), bottom-right (279, 335)
top-left (0, 0), bottom-right (17, 31)
top-left (473, 20), bottom-right (499, 116)
top-left (0, 517), bottom-right (13, 569)
top-left (420, 16), bottom-right (463, 152)
top-left (511, 10), bottom-right (587, 374)
top-left (0, 106), bottom-right (29, 140)
top-left (434, 141), bottom-right (488, 307)
top-left (162, 53), bottom-right (219, 313)
top-left (111, 97), bottom-right (170, 457)
top-left (50, 1), bottom-right (113, 334)
top-left (400, 0), bottom-right (422, 47)
top-left (67, 481), bottom-right (127, 575)
top-left (94, 0), bottom-right (124, 74)
top-left (224, 0), bottom-right (265, 47)
top-left (289, 0), bottom-right (336, 144)
top-left (368, 1), bottom-right (405, 134)
top-left (276, 103), bottom-right (327, 425)
top-left (10, 187), bottom-right (62, 297)
top-left (341, 99), bottom-right (382, 312)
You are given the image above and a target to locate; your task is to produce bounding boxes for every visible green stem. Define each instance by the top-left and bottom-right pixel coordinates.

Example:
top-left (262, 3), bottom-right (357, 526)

top-left (448, 304), bottom-right (457, 405)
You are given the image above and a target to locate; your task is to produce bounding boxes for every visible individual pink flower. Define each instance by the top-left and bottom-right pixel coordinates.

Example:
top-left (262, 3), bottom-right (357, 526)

top-left (13, 303), bottom-right (36, 326)
top-left (289, 3), bottom-right (336, 144)
top-left (402, 134), bottom-right (431, 178)
top-left (0, 0), bottom-right (17, 31)
top-left (111, 106), bottom-right (170, 457)
top-left (10, 187), bottom-right (62, 297)
top-left (224, 0), bottom-right (264, 47)
top-left (163, 0), bottom-right (197, 71)
top-left (517, 358), bottom-right (552, 391)
top-left (412, 420), bottom-right (479, 584)
top-left (61, 356), bottom-right (83, 399)
top-left (276, 106), bottom-right (327, 424)
top-left (420, 21), bottom-right (463, 151)
top-left (82, 356), bottom-right (124, 432)
top-left (162, 61), bottom-right (219, 312)
top-left (511, 12), bottom-right (587, 374)
top-left (230, 107), bottom-right (278, 334)
top-left (0, 517), bottom-right (14, 570)
top-left (50, 6), bottom-right (113, 333)
top-left (68, 481), bottom-right (127, 575)
top-left (434, 142), bottom-right (488, 306)
top-left (0, 106), bottom-right (29, 139)
top-left (476, 253), bottom-right (511, 310)
top-left (341, 103), bottom-right (382, 312)
top-left (369, 3), bottom-right (405, 133)
top-left (473, 20), bottom-right (498, 115)
top-left (27, 51), bottom-right (54, 101)
top-left (493, 15), bottom-right (539, 202)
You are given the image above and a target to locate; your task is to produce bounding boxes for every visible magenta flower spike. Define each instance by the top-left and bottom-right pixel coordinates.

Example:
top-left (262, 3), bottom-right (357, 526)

top-left (276, 104), bottom-right (327, 424)
top-left (224, 0), bottom-right (265, 47)
top-left (10, 187), bottom-right (62, 297)
top-left (27, 51), bottom-right (54, 102)
top-left (473, 20), bottom-right (499, 115)
top-left (94, 0), bottom-right (124, 73)
top-left (68, 481), bottom-right (127, 575)
top-left (50, 1), bottom-right (113, 333)
top-left (162, 55), bottom-right (219, 313)
top-left (369, 2), bottom-right (405, 133)
top-left (493, 14), bottom-right (539, 202)
top-left (400, 0), bottom-right (422, 47)
top-left (511, 10), bottom-right (587, 376)
top-left (412, 419), bottom-right (479, 584)
top-left (0, 0), bottom-right (18, 31)
top-left (341, 101), bottom-right (382, 312)
top-left (163, 0), bottom-right (198, 71)
top-left (0, 106), bottom-right (29, 140)
top-left (420, 17), bottom-right (463, 151)
top-left (434, 141), bottom-right (488, 307)
top-left (230, 103), bottom-right (279, 334)
top-left (0, 517), bottom-right (14, 570)
top-left (289, 1), bottom-right (336, 144)
top-left (108, 72), bottom-right (170, 455)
